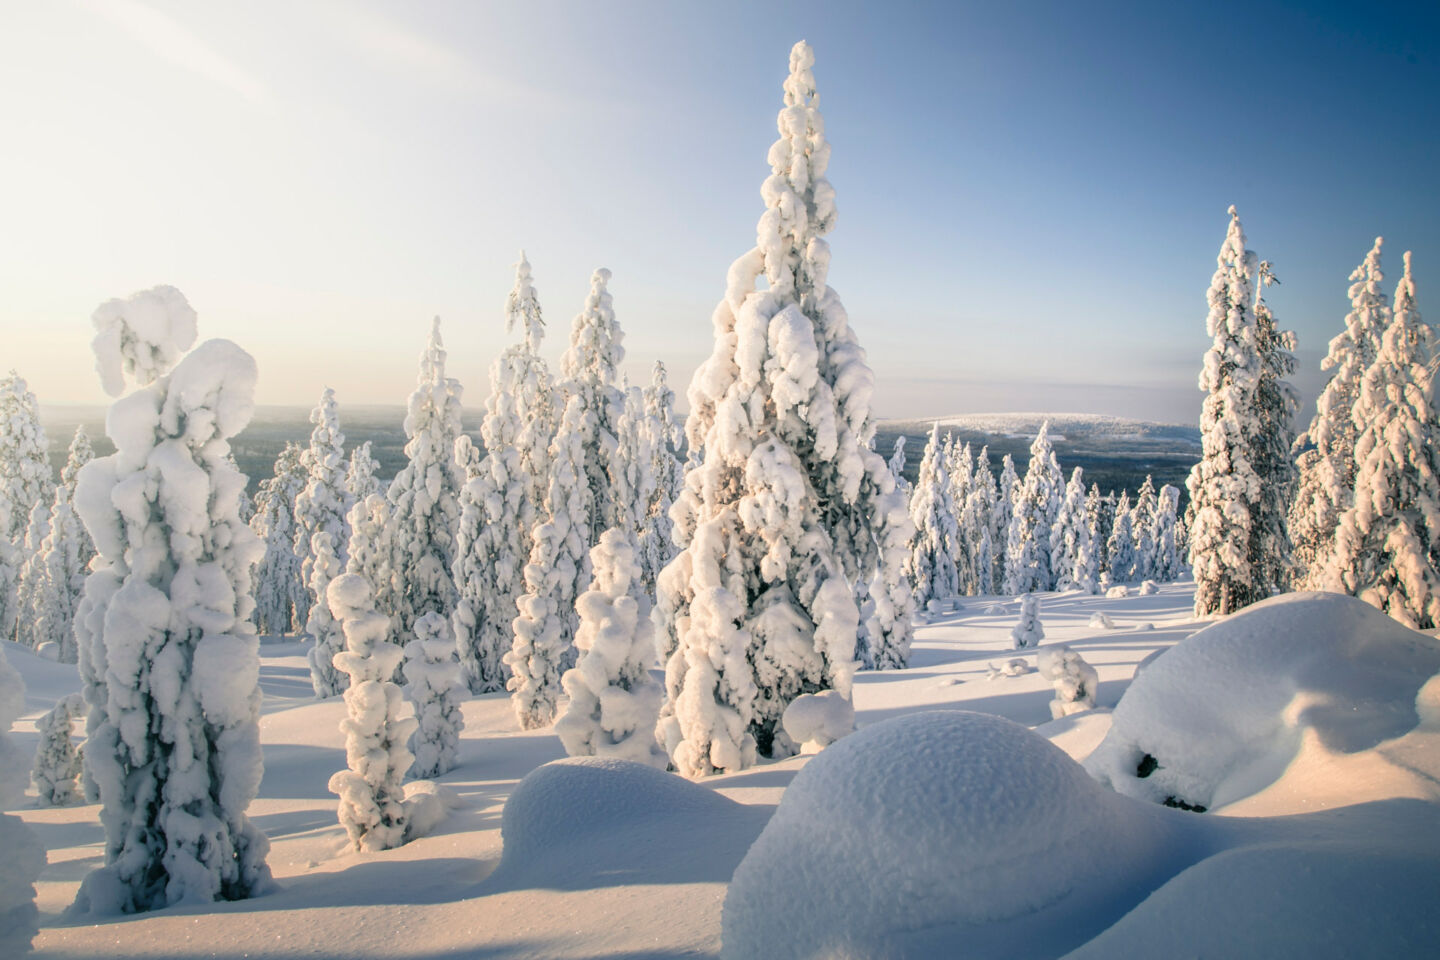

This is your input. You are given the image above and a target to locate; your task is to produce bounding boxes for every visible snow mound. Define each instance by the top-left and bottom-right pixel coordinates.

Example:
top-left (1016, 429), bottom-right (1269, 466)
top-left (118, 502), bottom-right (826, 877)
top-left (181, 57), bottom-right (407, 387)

top-left (1088, 612), bottom-right (1115, 629)
top-left (986, 658), bottom-right (1032, 680)
top-left (781, 690), bottom-right (854, 752)
top-left (722, 711), bottom-right (1178, 959)
top-left (1138, 580), bottom-right (1159, 596)
top-left (1105, 585), bottom-right (1129, 599)
top-left (1086, 592), bottom-right (1440, 811)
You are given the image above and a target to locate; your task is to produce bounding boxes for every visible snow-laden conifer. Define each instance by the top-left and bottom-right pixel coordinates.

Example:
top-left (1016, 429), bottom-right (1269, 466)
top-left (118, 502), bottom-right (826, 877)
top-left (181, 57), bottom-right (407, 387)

top-left (344, 493), bottom-right (393, 600)
top-left (31, 692), bottom-right (84, 806)
top-left (70, 285), bottom-right (272, 915)
top-left (1250, 264), bottom-right (1300, 596)
top-left (960, 446), bottom-right (997, 597)
top-left (560, 268), bottom-right (627, 543)
top-left (251, 443), bottom-right (308, 635)
top-left (327, 573), bottom-right (415, 851)
top-left (1010, 593), bottom-right (1043, 649)
top-left (1186, 207), bottom-right (1265, 617)
top-left (1151, 484), bottom-right (1183, 582)
top-left (0, 372), bottom-right (52, 642)
top-left (506, 396), bottom-right (590, 730)
top-left (345, 441), bottom-right (382, 504)
top-left (615, 385), bottom-right (657, 548)
top-left (906, 424), bottom-right (960, 608)
top-left (865, 479), bottom-right (917, 669)
top-left (1325, 253), bottom-right (1440, 627)
top-left (1129, 475), bottom-right (1157, 582)
top-left (296, 389), bottom-right (353, 696)
top-left (1051, 467), bottom-right (1094, 593)
top-left (379, 318), bottom-right (464, 635)
top-left (0, 645), bottom-right (43, 954)
top-left (1291, 238), bottom-right (1389, 587)
top-left (1107, 491), bottom-right (1138, 583)
top-left (555, 528), bottom-right (665, 765)
top-left (1038, 645), bottom-right (1098, 719)
top-left (404, 611), bottom-right (464, 779)
top-left (32, 427), bottom-right (97, 661)
top-left (657, 42), bottom-right (883, 774)
top-left (947, 439), bottom-right (978, 593)
top-left (1005, 423), bottom-right (1064, 593)
top-left (638, 362), bottom-right (684, 594)
top-left (505, 252), bottom-right (557, 536)
top-left (14, 501), bottom-right (51, 648)
top-left (992, 454), bottom-right (1019, 593)
top-left (888, 435), bottom-right (910, 495)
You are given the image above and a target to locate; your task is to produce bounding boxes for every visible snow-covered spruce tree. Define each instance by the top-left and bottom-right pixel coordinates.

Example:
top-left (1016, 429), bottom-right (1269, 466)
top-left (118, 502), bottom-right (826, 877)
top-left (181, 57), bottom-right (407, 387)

top-left (345, 441), bottom-right (382, 504)
top-left (327, 573), bottom-right (415, 851)
top-left (1151, 484), bottom-right (1183, 582)
top-left (1250, 263), bottom-right (1300, 596)
top-left (0, 645), bottom-right (43, 954)
top-left (1130, 475), bottom-right (1157, 582)
top-left (1187, 207), bottom-right (1277, 616)
top-left (1107, 491), bottom-right (1137, 584)
top-left (379, 318), bottom-right (465, 637)
top-left (888, 435), bottom-right (911, 498)
top-left (555, 528), bottom-right (665, 766)
top-left (1005, 422), bottom-right (1064, 594)
top-left (906, 424), bottom-right (960, 609)
top-left (991, 454), bottom-right (1019, 593)
top-left (504, 252), bottom-right (558, 540)
top-left (560, 268), bottom-right (627, 545)
top-left (960, 446), bottom-right (997, 597)
top-left (14, 501), bottom-right (51, 648)
top-left (865, 475), bottom-right (917, 669)
top-left (506, 396), bottom-right (591, 730)
top-left (296, 389), bottom-right (353, 697)
top-left (344, 492), bottom-right (393, 601)
top-left (1050, 467), bottom-right (1094, 592)
top-left (1290, 238), bottom-right (1390, 588)
top-left (657, 42), bottom-right (894, 774)
top-left (1325, 252), bottom-right (1440, 627)
top-left (615, 385), bottom-right (658, 550)
top-left (947, 439), bottom-right (978, 594)
top-left (0, 372), bottom-right (53, 642)
top-left (35, 482), bottom-right (88, 662)
top-left (403, 611), bottom-right (464, 779)
top-left (70, 285), bottom-right (272, 914)
top-left (638, 362), bottom-right (685, 595)
top-left (31, 692), bottom-right (85, 806)
top-left (1010, 593), bottom-right (1044, 649)
top-left (251, 442), bottom-right (308, 635)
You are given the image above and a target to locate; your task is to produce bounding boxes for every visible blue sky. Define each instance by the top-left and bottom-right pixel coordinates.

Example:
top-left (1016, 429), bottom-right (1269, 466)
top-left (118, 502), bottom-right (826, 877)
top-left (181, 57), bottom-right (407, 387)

top-left (2, 0), bottom-right (1436, 421)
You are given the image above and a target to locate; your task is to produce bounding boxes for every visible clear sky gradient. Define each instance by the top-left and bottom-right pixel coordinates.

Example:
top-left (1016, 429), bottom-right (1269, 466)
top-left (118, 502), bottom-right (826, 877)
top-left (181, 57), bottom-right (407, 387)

top-left (2, 0), bottom-right (1437, 422)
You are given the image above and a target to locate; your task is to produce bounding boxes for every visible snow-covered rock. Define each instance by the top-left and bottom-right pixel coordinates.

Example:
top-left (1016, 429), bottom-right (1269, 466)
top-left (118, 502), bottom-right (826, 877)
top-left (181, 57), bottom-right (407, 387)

top-left (1086, 591), bottom-right (1440, 811)
top-left (781, 690), bottom-right (854, 753)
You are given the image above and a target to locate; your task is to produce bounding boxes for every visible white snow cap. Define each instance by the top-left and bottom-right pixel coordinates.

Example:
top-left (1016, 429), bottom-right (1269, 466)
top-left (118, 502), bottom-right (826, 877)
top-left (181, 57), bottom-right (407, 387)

top-left (780, 690), bottom-right (854, 752)
top-left (90, 285), bottom-right (199, 396)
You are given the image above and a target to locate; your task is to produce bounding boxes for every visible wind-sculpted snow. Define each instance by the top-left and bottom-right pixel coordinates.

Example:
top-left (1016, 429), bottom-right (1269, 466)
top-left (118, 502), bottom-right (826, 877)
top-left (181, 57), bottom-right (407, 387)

top-left (1086, 592), bottom-right (1440, 811)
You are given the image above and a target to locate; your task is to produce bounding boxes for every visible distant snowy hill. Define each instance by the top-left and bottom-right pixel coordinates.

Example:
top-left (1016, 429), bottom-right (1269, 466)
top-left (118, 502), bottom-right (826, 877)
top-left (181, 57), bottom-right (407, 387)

top-left (875, 413), bottom-right (1201, 500)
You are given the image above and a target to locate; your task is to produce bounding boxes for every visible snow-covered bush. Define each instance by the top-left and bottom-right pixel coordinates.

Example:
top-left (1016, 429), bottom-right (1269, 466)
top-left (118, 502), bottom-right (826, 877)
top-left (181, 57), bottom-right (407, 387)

top-left (404, 611), bottom-right (465, 779)
top-left (327, 573), bottom-right (416, 851)
top-left (780, 690), bottom-right (854, 752)
top-left (31, 692), bottom-right (85, 806)
top-left (70, 285), bottom-right (272, 914)
top-left (0, 645), bottom-right (43, 954)
top-left (377, 318), bottom-right (464, 636)
top-left (251, 442), bottom-right (308, 635)
top-left (555, 528), bottom-right (665, 766)
top-left (1011, 593), bottom-right (1043, 649)
top-left (295, 388), bottom-right (353, 696)
top-left (1037, 645), bottom-right (1099, 719)
top-left (507, 396), bottom-right (591, 730)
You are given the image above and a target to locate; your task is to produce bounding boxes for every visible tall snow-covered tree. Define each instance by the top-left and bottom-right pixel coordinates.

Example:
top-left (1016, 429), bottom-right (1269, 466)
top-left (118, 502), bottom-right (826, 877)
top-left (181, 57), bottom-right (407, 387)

top-left (379, 318), bottom-right (465, 636)
top-left (614, 385), bottom-right (657, 549)
top-left (0, 645), bottom-right (43, 953)
top-left (505, 396), bottom-right (590, 729)
top-left (560, 268), bottom-right (627, 544)
top-left (1250, 263), bottom-right (1300, 596)
top-left (555, 528), bottom-right (665, 766)
top-left (1325, 252), bottom-right (1440, 627)
top-left (947, 439), bottom-right (978, 593)
top-left (906, 424), bottom-right (960, 607)
top-left (961, 446), bottom-right (997, 596)
top-left (992, 454), bottom-right (1019, 593)
top-left (15, 501), bottom-right (52, 648)
top-left (251, 442), bottom-right (308, 636)
top-left (1005, 423), bottom-right (1063, 594)
top-left (403, 611), bottom-right (464, 779)
top-left (638, 362), bottom-right (685, 595)
top-left (327, 573), bottom-right (415, 851)
top-left (35, 482), bottom-right (88, 662)
top-left (1107, 491), bottom-right (1137, 584)
top-left (345, 441), bottom-right (382, 504)
top-left (296, 389), bottom-right (353, 697)
top-left (1187, 207), bottom-right (1266, 617)
top-left (504, 252), bottom-right (557, 538)
top-left (657, 41), bottom-right (896, 774)
top-left (0, 372), bottom-right (52, 642)
top-left (865, 478), bottom-right (917, 669)
top-left (70, 285), bottom-right (272, 915)
top-left (1151, 484), bottom-right (1183, 582)
top-left (1051, 467), bottom-right (1094, 593)
top-left (1130, 475), bottom-right (1157, 582)
top-left (1290, 237), bottom-right (1389, 587)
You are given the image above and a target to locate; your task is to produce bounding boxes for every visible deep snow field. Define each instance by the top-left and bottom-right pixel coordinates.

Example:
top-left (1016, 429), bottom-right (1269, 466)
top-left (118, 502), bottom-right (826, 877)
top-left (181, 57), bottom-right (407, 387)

top-left (9, 582), bottom-right (1440, 959)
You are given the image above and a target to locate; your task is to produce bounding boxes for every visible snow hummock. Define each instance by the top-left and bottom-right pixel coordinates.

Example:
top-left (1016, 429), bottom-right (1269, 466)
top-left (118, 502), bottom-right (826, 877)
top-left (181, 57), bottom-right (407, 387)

top-left (781, 690), bottom-right (854, 753)
top-left (1086, 591), bottom-right (1440, 811)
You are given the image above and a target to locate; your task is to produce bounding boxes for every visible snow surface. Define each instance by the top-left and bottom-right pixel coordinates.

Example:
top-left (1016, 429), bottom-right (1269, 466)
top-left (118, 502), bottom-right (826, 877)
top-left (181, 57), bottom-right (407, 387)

top-left (8, 582), bottom-right (1440, 957)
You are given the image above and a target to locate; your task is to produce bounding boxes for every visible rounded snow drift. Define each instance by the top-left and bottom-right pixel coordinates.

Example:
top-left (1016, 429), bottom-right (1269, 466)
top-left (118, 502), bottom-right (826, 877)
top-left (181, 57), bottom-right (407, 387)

top-left (1086, 592), bottom-right (1440, 811)
top-left (722, 711), bottom-right (1169, 959)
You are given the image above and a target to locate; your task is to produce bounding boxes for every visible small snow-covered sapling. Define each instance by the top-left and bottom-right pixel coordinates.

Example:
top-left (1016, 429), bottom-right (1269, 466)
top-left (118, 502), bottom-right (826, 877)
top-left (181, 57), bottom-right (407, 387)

top-left (1037, 645), bottom-right (1098, 719)
top-left (31, 692), bottom-right (85, 806)
top-left (1011, 594), bottom-right (1044, 649)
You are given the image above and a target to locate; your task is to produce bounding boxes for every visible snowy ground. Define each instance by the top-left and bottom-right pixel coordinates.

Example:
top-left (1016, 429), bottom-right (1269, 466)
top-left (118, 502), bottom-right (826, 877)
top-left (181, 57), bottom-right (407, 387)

top-left (9, 581), bottom-right (1439, 958)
